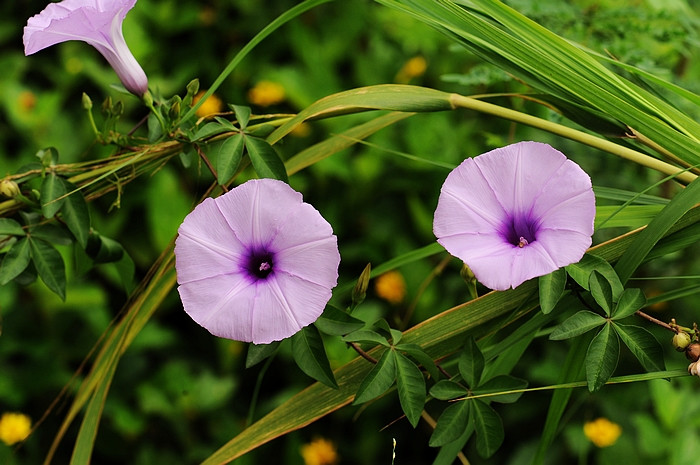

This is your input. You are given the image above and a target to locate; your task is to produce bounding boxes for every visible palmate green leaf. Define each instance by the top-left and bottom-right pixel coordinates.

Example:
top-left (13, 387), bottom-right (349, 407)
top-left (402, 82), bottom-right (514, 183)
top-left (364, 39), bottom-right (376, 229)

top-left (566, 253), bottom-right (623, 301)
top-left (375, 318), bottom-right (403, 345)
top-left (613, 323), bottom-right (665, 373)
top-left (59, 179), bottom-right (90, 249)
top-left (612, 288), bottom-right (646, 320)
top-left (471, 400), bottom-right (504, 458)
top-left (615, 177), bottom-right (700, 285)
top-left (0, 218), bottom-right (24, 236)
top-left (585, 323), bottom-right (619, 392)
top-left (230, 105), bottom-right (251, 129)
top-left (549, 310), bottom-right (606, 340)
top-left (314, 306), bottom-right (364, 336)
top-left (40, 172), bottom-right (67, 218)
top-left (245, 341), bottom-right (280, 369)
top-left (472, 375), bottom-right (528, 404)
top-left (0, 238), bottom-right (31, 285)
top-left (216, 134), bottom-right (244, 185)
top-left (244, 135), bottom-right (289, 183)
top-left (589, 270), bottom-right (613, 316)
top-left (429, 380), bottom-right (468, 401)
top-left (538, 268), bottom-right (566, 314)
top-left (353, 349), bottom-right (396, 404)
top-left (30, 224), bottom-right (73, 245)
top-left (291, 325), bottom-right (337, 389)
top-left (430, 401), bottom-right (471, 447)
top-left (394, 351), bottom-right (426, 428)
top-left (28, 237), bottom-right (66, 301)
top-left (458, 337), bottom-right (484, 388)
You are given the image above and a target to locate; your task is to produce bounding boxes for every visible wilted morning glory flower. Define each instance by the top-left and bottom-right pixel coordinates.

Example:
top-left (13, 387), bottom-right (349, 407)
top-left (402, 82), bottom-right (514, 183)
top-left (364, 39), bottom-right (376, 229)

top-left (433, 141), bottom-right (595, 291)
top-left (175, 179), bottom-right (341, 344)
top-left (24, 0), bottom-right (148, 97)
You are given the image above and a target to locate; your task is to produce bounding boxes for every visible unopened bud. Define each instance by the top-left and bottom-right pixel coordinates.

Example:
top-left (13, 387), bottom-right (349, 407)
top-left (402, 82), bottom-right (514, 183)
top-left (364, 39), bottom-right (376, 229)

top-left (689, 359), bottom-right (700, 377)
top-left (673, 332), bottom-right (692, 352)
top-left (169, 96), bottom-right (182, 119)
top-left (352, 263), bottom-right (372, 307)
top-left (686, 342), bottom-right (700, 362)
top-left (0, 179), bottom-right (20, 198)
top-left (186, 79), bottom-right (200, 98)
top-left (101, 96), bottom-right (113, 113)
top-left (460, 263), bottom-right (476, 284)
top-left (82, 92), bottom-right (93, 110)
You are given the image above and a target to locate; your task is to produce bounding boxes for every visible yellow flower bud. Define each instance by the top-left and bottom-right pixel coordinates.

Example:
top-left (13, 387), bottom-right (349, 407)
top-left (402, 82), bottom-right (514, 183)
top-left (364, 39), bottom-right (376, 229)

top-left (0, 179), bottom-right (20, 198)
top-left (375, 270), bottom-right (406, 305)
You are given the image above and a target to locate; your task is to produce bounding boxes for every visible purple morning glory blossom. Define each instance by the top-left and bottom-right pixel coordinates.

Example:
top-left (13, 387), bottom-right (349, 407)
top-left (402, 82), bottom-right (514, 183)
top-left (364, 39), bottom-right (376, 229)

top-left (24, 0), bottom-right (148, 97)
top-left (175, 179), bottom-right (341, 344)
top-left (433, 141), bottom-right (595, 291)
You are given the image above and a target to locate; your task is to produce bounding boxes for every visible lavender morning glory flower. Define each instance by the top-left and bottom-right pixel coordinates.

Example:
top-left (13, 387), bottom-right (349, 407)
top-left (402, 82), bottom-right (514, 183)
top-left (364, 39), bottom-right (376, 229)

top-left (175, 179), bottom-right (341, 344)
top-left (24, 0), bottom-right (148, 97)
top-left (433, 141), bottom-right (595, 291)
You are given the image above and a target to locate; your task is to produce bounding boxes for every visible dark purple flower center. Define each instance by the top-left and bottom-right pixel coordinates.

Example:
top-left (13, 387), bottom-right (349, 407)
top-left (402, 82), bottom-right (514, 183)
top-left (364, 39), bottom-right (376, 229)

top-left (501, 215), bottom-right (537, 248)
top-left (245, 249), bottom-right (275, 280)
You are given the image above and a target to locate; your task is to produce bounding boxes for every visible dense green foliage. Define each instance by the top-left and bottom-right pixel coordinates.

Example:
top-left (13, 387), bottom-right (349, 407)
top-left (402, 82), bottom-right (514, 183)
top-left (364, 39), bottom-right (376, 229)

top-left (1, 0), bottom-right (699, 464)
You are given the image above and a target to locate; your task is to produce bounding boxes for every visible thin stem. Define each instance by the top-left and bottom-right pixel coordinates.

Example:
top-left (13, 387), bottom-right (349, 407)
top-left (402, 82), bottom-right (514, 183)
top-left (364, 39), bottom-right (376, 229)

top-left (246, 354), bottom-right (275, 427)
top-left (195, 145), bottom-right (228, 192)
top-left (348, 342), bottom-right (378, 364)
top-left (636, 310), bottom-right (675, 333)
top-left (449, 94), bottom-right (697, 184)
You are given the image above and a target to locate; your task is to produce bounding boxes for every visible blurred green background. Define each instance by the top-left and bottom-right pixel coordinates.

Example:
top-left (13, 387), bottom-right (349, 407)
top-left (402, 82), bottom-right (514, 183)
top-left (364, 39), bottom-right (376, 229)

top-left (1, 0), bottom-right (699, 463)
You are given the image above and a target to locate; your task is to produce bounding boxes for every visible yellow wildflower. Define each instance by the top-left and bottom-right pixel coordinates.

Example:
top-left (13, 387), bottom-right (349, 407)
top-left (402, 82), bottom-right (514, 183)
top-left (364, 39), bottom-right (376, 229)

top-left (247, 81), bottom-right (285, 107)
top-left (0, 412), bottom-right (31, 446)
top-left (375, 271), bottom-right (406, 305)
top-left (300, 437), bottom-right (339, 465)
top-left (583, 417), bottom-right (622, 448)
top-left (193, 91), bottom-right (224, 118)
top-left (395, 56), bottom-right (427, 83)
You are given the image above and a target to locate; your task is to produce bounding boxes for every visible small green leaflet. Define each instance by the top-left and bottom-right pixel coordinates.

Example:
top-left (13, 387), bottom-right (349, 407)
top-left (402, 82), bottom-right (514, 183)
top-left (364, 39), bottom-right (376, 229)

top-left (28, 237), bottom-right (66, 300)
top-left (216, 134), bottom-right (245, 185)
top-left (429, 401), bottom-right (471, 447)
top-left (549, 310), bottom-right (606, 340)
top-left (538, 268), bottom-right (567, 314)
top-left (0, 218), bottom-right (24, 236)
top-left (394, 351), bottom-right (426, 428)
top-left (471, 400), bottom-right (504, 458)
top-left (0, 238), bottom-right (31, 285)
top-left (585, 323), bottom-right (619, 392)
top-left (589, 270), bottom-right (613, 316)
top-left (353, 349), bottom-right (396, 404)
top-left (611, 288), bottom-right (646, 320)
top-left (612, 323), bottom-right (665, 372)
top-left (244, 136), bottom-right (288, 183)
top-left (40, 172), bottom-right (67, 218)
top-left (291, 325), bottom-right (337, 389)
top-left (458, 337), bottom-right (484, 388)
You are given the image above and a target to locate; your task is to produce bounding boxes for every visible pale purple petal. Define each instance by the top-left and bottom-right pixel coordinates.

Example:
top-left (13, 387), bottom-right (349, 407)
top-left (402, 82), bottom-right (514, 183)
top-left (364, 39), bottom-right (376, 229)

top-left (434, 141), bottom-right (595, 291)
top-left (250, 273), bottom-right (333, 344)
top-left (214, 179), bottom-right (304, 248)
top-left (175, 197), bottom-right (246, 284)
top-left (178, 274), bottom-right (256, 342)
top-left (23, 0), bottom-right (148, 96)
top-left (175, 179), bottom-right (340, 344)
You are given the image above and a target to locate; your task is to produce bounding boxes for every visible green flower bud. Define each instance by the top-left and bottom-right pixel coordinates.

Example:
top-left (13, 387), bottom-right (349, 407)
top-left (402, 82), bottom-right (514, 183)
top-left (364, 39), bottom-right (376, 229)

top-left (186, 79), bottom-right (200, 98)
top-left (82, 92), bottom-right (93, 110)
top-left (169, 96), bottom-right (182, 119)
top-left (352, 263), bottom-right (372, 307)
top-left (0, 179), bottom-right (20, 198)
top-left (673, 332), bottom-right (692, 352)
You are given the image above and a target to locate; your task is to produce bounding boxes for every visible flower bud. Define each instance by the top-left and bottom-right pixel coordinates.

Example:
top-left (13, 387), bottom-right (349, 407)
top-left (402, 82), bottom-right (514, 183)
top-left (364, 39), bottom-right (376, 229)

top-left (688, 359), bottom-right (699, 377)
top-left (352, 263), bottom-right (371, 307)
top-left (82, 92), bottom-right (93, 110)
top-left (186, 79), bottom-right (200, 98)
top-left (0, 180), bottom-right (20, 198)
top-left (673, 331), bottom-right (692, 352)
top-left (169, 96), bottom-right (182, 119)
top-left (686, 342), bottom-right (700, 362)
